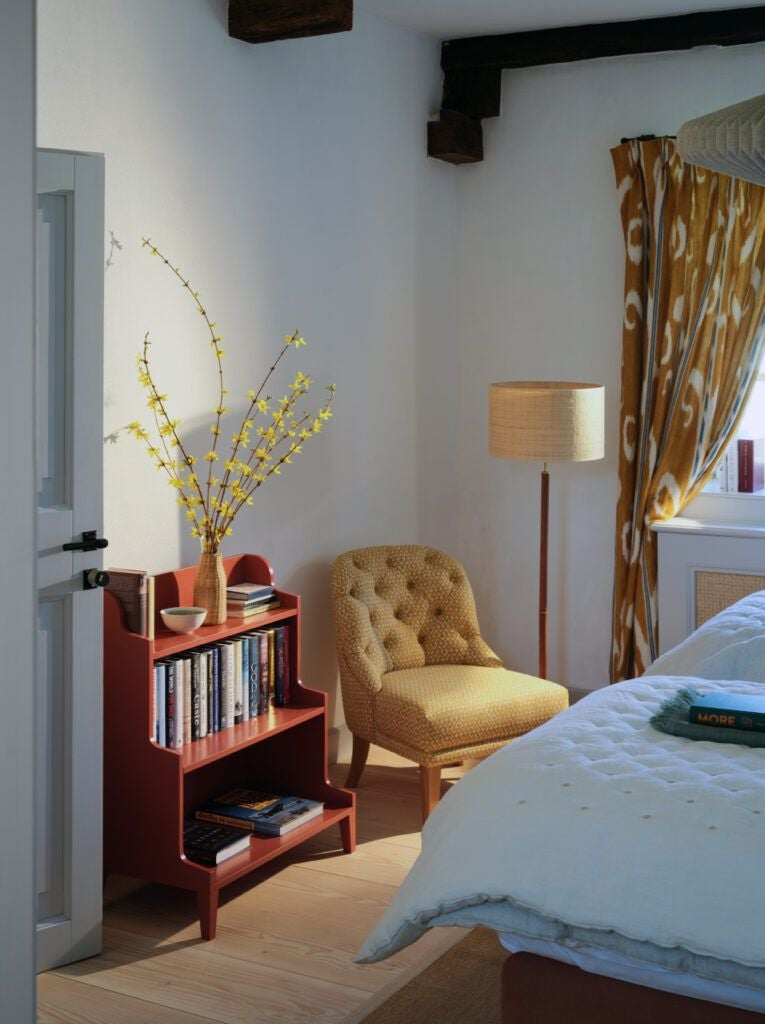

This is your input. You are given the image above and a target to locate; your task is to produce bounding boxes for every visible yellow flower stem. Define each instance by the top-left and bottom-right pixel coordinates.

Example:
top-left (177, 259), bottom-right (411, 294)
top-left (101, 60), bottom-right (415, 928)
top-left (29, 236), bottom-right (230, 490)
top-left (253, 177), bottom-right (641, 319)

top-left (209, 334), bottom-right (298, 537)
top-left (142, 238), bottom-right (224, 545)
top-left (141, 333), bottom-right (208, 519)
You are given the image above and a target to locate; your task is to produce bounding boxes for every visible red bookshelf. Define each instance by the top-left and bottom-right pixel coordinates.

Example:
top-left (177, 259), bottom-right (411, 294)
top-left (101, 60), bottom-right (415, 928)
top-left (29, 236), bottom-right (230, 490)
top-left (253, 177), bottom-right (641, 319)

top-left (103, 553), bottom-right (355, 940)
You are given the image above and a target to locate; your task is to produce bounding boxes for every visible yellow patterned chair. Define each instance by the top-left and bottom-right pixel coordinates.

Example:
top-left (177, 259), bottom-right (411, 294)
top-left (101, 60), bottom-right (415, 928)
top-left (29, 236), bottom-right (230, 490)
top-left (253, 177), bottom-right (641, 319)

top-left (330, 545), bottom-right (568, 821)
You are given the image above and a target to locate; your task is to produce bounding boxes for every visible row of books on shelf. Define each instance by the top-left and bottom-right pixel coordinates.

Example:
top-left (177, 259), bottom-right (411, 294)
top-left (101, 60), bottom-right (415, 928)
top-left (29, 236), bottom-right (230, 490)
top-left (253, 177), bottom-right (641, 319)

top-left (153, 626), bottom-right (290, 749)
top-left (183, 788), bottom-right (324, 864)
top-left (711, 438), bottom-right (765, 493)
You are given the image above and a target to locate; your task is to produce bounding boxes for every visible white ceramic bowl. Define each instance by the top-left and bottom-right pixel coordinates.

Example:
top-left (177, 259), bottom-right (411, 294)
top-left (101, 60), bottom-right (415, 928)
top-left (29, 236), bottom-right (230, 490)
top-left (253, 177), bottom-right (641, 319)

top-left (160, 606), bottom-right (207, 634)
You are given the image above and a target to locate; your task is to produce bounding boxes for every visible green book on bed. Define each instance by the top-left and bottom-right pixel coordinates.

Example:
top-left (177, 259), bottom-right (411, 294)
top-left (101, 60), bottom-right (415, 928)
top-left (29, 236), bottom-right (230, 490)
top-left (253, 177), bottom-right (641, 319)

top-left (689, 691), bottom-right (765, 731)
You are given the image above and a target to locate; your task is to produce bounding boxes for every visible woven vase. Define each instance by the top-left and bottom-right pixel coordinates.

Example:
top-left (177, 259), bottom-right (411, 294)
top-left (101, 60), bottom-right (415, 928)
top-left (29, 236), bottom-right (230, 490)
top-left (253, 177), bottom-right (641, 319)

top-left (193, 551), bottom-right (227, 625)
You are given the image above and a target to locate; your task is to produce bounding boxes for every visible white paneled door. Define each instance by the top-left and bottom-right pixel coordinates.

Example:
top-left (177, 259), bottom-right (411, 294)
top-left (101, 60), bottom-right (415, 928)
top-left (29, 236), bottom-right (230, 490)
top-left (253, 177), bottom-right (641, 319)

top-left (35, 150), bottom-right (105, 971)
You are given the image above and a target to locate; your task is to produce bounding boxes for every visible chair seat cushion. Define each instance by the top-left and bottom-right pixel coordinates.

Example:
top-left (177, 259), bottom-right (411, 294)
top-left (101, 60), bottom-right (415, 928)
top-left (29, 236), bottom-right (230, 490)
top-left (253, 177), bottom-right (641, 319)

top-left (375, 664), bottom-right (568, 756)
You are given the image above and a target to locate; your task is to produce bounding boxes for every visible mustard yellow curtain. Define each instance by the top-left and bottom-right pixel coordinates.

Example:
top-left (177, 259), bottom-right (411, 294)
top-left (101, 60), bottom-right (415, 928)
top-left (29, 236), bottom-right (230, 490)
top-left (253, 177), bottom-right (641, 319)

top-left (611, 138), bottom-right (765, 681)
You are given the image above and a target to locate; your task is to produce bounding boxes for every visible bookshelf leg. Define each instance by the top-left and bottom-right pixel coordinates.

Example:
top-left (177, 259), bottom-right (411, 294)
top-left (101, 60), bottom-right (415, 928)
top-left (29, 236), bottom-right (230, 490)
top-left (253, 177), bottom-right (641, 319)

top-left (339, 812), bottom-right (356, 854)
top-left (197, 885), bottom-right (218, 941)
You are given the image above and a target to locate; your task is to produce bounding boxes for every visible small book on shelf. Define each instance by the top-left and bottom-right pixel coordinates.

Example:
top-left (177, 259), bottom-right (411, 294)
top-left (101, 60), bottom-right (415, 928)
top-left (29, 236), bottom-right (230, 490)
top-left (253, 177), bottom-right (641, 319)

top-left (226, 583), bottom-right (275, 603)
top-left (183, 820), bottom-right (252, 865)
top-left (227, 600), bottom-right (281, 619)
top-left (195, 788), bottom-right (324, 836)
top-left (688, 691), bottom-right (765, 731)
top-left (106, 568), bottom-right (152, 635)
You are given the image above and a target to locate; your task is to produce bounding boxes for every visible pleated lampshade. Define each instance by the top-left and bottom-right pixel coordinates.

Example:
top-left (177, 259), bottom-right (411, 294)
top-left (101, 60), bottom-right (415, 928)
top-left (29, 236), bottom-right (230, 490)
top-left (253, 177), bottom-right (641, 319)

top-left (489, 381), bottom-right (604, 462)
top-left (677, 93), bottom-right (765, 187)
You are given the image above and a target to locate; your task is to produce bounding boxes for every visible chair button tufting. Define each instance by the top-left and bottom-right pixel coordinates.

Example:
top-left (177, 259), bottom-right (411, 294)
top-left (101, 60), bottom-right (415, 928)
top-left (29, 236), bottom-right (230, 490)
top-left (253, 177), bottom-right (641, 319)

top-left (434, 608), bottom-right (443, 617)
top-left (419, 633), bottom-right (427, 644)
top-left (407, 580), bottom-right (415, 591)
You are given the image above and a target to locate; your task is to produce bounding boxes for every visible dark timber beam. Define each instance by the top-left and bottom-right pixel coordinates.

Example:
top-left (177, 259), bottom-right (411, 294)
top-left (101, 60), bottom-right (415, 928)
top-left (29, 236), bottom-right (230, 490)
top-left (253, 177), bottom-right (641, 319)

top-left (228, 0), bottom-right (353, 44)
top-left (429, 5), bottom-right (765, 164)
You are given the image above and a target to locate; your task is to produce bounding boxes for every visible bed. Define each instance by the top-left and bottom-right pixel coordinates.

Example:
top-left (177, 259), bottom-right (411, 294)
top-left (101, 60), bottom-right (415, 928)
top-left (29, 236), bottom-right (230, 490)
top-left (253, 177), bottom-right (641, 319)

top-left (357, 591), bottom-right (765, 1020)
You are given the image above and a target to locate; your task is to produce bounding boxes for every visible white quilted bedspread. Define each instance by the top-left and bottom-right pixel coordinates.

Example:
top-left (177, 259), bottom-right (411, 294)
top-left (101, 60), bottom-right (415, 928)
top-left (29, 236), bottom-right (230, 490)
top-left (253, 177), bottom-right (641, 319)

top-left (357, 675), bottom-right (765, 978)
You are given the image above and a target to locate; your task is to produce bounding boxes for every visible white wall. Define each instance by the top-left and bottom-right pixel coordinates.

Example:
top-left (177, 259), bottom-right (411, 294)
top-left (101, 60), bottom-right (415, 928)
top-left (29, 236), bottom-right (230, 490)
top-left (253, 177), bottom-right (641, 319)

top-left (0, 0), bottom-right (37, 1016)
top-left (37, 0), bottom-right (455, 735)
top-left (445, 43), bottom-right (765, 689)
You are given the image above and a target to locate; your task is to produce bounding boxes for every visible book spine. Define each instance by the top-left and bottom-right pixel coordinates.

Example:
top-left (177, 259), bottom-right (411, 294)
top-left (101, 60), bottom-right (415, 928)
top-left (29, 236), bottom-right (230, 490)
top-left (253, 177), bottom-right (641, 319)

top-left (170, 661), bottom-right (183, 749)
top-left (726, 440), bottom-right (739, 492)
top-left (165, 665), bottom-right (175, 749)
top-left (182, 658), bottom-right (192, 745)
top-left (241, 637), bottom-right (251, 722)
top-left (690, 708), bottom-right (765, 730)
top-left (152, 663), bottom-right (158, 741)
top-left (218, 644), bottom-right (228, 730)
top-left (211, 647), bottom-right (220, 733)
top-left (195, 810), bottom-right (256, 832)
top-left (739, 439), bottom-right (754, 493)
top-left (199, 651), bottom-right (208, 738)
top-left (226, 643), bottom-right (235, 727)
top-left (233, 638), bottom-right (243, 725)
top-left (268, 630), bottom-right (275, 706)
top-left (274, 627), bottom-right (285, 707)
top-left (248, 636), bottom-right (259, 718)
top-left (191, 652), bottom-right (201, 742)
top-left (156, 663), bottom-right (167, 746)
top-left (258, 633), bottom-right (269, 715)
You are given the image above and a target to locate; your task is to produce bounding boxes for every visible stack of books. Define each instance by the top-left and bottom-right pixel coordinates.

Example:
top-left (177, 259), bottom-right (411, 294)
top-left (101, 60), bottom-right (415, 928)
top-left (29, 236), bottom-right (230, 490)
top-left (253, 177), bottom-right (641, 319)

top-left (689, 692), bottom-right (765, 732)
top-left (152, 624), bottom-right (291, 749)
top-left (183, 819), bottom-right (252, 865)
top-left (226, 582), bottom-right (279, 619)
top-left (196, 788), bottom-right (324, 837)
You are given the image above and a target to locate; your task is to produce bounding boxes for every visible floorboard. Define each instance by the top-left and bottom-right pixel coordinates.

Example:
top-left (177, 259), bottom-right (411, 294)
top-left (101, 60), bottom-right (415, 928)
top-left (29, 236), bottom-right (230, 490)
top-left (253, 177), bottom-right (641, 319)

top-left (38, 749), bottom-right (469, 1023)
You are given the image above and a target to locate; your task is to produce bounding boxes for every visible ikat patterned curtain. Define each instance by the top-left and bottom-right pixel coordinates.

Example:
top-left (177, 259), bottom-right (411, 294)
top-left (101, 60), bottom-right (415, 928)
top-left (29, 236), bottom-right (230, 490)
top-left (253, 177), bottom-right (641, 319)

top-left (611, 138), bottom-right (765, 681)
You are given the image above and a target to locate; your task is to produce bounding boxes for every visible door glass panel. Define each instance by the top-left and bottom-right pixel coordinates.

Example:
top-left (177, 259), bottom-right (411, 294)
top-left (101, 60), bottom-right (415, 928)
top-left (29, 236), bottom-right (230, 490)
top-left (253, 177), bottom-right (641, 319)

top-left (36, 597), bottom-right (71, 922)
top-left (36, 192), bottom-right (71, 509)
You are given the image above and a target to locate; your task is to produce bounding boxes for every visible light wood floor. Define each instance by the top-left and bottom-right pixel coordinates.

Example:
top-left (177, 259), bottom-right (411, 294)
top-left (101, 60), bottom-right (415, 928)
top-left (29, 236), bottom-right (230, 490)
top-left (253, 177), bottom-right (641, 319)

top-left (38, 750), bottom-right (470, 1023)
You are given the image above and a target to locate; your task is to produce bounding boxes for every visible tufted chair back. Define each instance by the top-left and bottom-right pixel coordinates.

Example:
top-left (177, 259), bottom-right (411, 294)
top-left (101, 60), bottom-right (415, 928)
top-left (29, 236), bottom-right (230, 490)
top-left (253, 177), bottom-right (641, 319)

top-left (331, 545), bottom-right (503, 741)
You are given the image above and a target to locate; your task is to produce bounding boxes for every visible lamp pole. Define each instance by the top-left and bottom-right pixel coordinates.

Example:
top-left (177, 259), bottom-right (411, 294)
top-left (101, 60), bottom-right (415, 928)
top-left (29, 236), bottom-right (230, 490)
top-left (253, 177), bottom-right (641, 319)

top-left (539, 463), bottom-right (549, 680)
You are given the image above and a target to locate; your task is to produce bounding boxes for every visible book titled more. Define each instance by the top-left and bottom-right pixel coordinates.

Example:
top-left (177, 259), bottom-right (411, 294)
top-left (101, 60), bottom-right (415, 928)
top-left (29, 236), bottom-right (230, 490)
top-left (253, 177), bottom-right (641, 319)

top-left (689, 692), bottom-right (765, 732)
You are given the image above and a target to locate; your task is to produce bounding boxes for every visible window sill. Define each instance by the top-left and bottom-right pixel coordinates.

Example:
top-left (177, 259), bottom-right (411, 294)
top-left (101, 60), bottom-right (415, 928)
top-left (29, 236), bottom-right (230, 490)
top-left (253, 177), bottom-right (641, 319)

top-left (652, 516), bottom-right (765, 540)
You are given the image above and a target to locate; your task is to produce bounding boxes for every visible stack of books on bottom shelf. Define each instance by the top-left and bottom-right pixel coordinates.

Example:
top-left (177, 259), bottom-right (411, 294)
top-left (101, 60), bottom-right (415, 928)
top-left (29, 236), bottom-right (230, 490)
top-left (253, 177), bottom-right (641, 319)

top-left (196, 788), bottom-right (324, 837)
top-left (183, 820), bottom-right (252, 865)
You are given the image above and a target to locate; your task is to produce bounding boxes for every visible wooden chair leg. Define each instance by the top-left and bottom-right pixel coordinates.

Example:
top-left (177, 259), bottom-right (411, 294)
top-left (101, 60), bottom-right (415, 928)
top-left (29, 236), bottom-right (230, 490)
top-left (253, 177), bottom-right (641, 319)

top-left (346, 736), bottom-right (370, 788)
top-left (420, 765), bottom-right (441, 823)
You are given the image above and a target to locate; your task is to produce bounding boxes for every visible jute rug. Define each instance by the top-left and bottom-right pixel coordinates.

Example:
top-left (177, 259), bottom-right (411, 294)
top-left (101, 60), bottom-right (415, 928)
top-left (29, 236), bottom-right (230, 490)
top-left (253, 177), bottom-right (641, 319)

top-left (348, 928), bottom-right (506, 1024)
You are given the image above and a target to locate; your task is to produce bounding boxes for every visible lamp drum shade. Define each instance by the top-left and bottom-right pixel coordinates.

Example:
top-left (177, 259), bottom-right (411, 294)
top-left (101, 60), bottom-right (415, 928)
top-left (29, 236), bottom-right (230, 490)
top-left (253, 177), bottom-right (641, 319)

top-left (489, 381), bottom-right (604, 462)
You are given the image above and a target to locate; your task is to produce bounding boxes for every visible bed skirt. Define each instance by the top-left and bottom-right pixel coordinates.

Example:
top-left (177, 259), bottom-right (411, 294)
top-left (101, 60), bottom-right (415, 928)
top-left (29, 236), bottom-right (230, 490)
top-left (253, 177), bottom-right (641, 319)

top-left (501, 955), bottom-right (764, 1022)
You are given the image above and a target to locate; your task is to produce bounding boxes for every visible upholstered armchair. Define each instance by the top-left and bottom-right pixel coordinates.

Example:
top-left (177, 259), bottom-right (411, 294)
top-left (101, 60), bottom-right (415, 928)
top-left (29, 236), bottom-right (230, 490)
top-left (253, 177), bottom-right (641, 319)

top-left (330, 545), bottom-right (568, 820)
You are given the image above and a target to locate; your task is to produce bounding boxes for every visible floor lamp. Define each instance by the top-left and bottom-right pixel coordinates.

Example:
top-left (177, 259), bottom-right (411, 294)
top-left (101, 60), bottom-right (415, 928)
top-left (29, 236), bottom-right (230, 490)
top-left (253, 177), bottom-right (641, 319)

top-left (489, 381), bottom-right (605, 680)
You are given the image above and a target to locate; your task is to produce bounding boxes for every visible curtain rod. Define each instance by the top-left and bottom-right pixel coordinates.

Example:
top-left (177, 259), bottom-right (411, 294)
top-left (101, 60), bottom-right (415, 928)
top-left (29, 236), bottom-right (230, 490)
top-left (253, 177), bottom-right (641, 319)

top-left (620, 133), bottom-right (677, 143)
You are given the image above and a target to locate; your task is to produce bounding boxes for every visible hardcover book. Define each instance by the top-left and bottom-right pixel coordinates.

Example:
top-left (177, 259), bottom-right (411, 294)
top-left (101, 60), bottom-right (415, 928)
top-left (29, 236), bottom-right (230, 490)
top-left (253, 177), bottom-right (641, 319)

top-left (689, 691), bottom-right (765, 731)
top-left (106, 568), bottom-right (149, 635)
top-left (195, 788), bottom-right (324, 836)
top-left (226, 583), bottom-right (275, 602)
top-left (183, 820), bottom-right (251, 865)
top-left (226, 600), bottom-right (281, 619)
top-left (737, 438), bottom-right (765, 493)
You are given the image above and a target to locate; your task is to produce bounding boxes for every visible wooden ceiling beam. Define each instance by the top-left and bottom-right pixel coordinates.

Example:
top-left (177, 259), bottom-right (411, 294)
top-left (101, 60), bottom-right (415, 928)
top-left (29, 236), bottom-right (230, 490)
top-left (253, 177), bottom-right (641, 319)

top-left (228, 0), bottom-right (353, 45)
top-left (429, 5), bottom-right (765, 164)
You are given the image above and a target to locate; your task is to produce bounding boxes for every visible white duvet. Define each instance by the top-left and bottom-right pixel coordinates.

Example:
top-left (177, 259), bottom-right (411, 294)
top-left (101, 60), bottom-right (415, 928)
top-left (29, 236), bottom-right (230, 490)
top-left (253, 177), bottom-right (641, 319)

top-left (356, 673), bottom-right (765, 987)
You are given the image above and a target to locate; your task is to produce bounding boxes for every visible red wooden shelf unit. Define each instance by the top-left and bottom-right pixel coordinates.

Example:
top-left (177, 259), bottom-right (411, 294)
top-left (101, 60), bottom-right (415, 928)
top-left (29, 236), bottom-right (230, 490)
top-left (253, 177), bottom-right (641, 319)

top-left (103, 553), bottom-right (355, 939)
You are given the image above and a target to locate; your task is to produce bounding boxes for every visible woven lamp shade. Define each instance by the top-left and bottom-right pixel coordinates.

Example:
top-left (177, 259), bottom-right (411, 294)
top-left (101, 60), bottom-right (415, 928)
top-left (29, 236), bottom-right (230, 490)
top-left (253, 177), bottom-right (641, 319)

top-left (677, 93), bottom-right (765, 187)
top-left (489, 381), bottom-right (604, 462)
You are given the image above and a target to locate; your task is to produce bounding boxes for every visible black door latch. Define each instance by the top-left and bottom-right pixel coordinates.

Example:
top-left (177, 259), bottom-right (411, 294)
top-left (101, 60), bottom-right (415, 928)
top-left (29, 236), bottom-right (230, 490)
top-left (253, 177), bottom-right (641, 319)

top-left (63, 530), bottom-right (109, 553)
